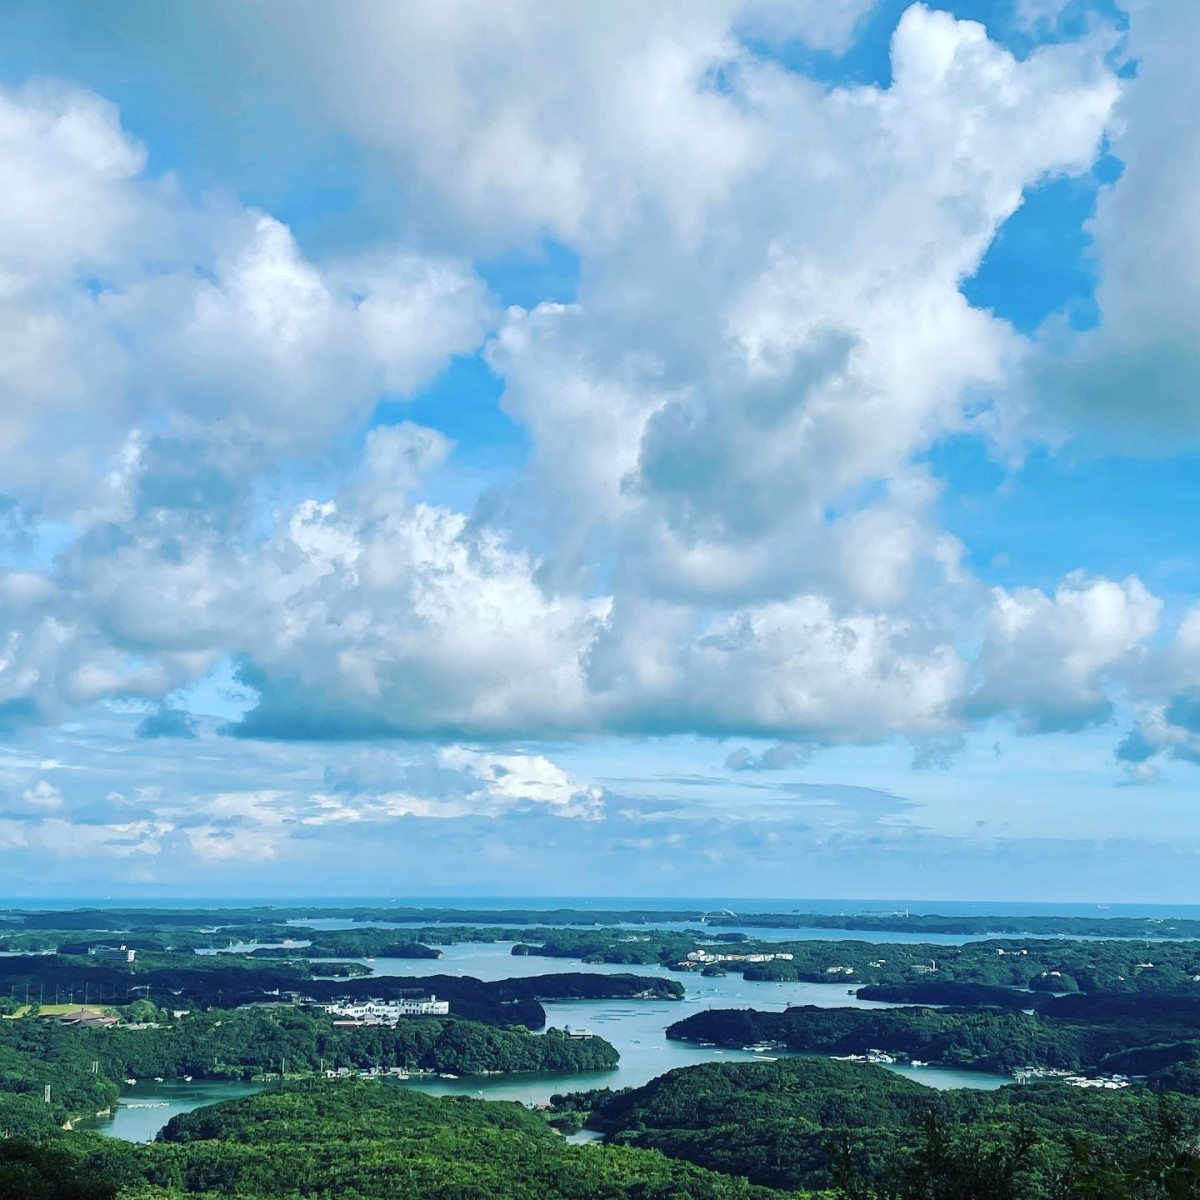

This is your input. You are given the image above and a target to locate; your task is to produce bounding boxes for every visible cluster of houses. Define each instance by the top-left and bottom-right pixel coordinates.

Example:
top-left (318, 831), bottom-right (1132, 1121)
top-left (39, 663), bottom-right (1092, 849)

top-left (674, 949), bottom-right (944, 977)
top-left (1013, 1067), bottom-right (1133, 1089)
top-left (324, 1065), bottom-right (415, 1080)
top-left (831, 1049), bottom-right (897, 1065)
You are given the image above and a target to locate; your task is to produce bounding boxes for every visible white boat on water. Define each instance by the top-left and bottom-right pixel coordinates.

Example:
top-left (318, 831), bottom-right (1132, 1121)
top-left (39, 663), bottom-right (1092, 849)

top-left (124, 1078), bottom-right (137, 1085)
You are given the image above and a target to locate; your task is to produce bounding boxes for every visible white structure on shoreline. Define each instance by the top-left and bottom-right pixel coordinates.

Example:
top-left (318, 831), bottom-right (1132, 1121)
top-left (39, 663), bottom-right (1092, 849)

top-left (684, 951), bottom-right (795, 965)
top-left (322, 996), bottom-right (449, 1024)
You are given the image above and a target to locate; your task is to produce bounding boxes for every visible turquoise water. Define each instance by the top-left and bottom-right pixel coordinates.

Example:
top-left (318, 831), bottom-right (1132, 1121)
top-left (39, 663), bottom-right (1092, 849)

top-left (83, 1055), bottom-right (1007, 1142)
top-left (77, 1079), bottom-right (266, 1142)
top-left (84, 1051), bottom-right (1008, 1142)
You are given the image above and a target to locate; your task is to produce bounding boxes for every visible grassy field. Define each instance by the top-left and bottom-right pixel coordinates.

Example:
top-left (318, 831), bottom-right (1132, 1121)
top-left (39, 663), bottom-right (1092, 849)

top-left (3, 1002), bottom-right (119, 1019)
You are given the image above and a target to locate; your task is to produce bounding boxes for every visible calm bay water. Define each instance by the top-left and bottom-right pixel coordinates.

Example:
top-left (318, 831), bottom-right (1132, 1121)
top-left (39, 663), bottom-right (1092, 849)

top-left (292, 918), bottom-right (1176, 945)
top-left (85, 940), bottom-right (1009, 1142)
top-left (293, 918), bottom-right (986, 945)
top-left (78, 1079), bottom-right (265, 1142)
top-left (323, 941), bottom-right (923, 1003)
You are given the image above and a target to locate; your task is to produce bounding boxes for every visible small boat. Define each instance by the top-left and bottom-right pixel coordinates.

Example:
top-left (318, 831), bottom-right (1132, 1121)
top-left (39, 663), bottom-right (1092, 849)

top-left (124, 1078), bottom-right (137, 1086)
top-left (439, 1073), bottom-right (459, 1080)
top-left (183, 1075), bottom-right (193, 1082)
top-left (153, 1077), bottom-right (164, 1083)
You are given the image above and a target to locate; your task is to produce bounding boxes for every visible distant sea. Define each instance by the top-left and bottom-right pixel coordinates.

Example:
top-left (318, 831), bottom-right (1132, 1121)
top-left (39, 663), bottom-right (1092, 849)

top-left (6, 896), bottom-right (1200, 918)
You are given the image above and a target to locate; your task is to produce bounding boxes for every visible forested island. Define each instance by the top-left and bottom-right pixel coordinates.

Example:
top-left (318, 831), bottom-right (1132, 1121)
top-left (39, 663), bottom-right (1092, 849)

top-left (39, 1081), bottom-right (791, 1200)
top-left (249, 939), bottom-right (442, 960)
top-left (513, 926), bottom-right (1200, 995)
top-left (668, 995), bottom-right (1200, 1087)
top-left (1, 1004), bottom-right (618, 1131)
top-left (702, 911), bottom-right (1200, 939)
top-left (0, 949), bottom-right (680, 1027)
top-left (854, 981), bottom-right (1041, 1006)
top-left (553, 1057), bottom-right (1200, 1197)
top-left (13, 1069), bottom-right (1200, 1199)
top-left (12, 904), bottom-right (1200, 1002)
top-left (10, 902), bottom-right (1200, 939)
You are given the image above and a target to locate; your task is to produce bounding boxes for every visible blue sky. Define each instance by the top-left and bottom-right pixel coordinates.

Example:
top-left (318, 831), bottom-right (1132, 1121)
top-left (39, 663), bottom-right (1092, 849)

top-left (0, 0), bottom-right (1198, 901)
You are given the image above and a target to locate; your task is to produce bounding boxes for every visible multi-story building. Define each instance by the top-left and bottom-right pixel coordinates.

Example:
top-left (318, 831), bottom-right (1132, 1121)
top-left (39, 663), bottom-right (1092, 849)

top-left (89, 945), bottom-right (136, 963)
top-left (321, 996), bottom-right (450, 1025)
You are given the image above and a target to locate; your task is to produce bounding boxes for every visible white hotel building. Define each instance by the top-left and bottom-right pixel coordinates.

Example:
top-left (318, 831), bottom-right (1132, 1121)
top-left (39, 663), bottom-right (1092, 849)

top-left (322, 996), bottom-right (450, 1025)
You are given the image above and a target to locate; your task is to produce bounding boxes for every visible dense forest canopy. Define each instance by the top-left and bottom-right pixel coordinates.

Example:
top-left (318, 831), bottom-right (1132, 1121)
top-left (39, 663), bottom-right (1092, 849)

top-left (560, 1058), bottom-right (1200, 1197)
top-left (13, 1069), bottom-right (1200, 1199)
top-left (53, 1082), bottom-right (795, 1200)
